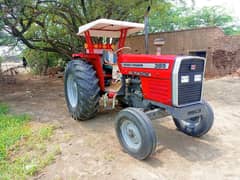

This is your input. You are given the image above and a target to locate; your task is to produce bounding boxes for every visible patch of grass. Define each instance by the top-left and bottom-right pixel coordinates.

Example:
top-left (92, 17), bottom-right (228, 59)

top-left (39, 126), bottom-right (54, 140)
top-left (0, 104), bottom-right (30, 160)
top-left (0, 103), bottom-right (60, 180)
top-left (104, 151), bottom-right (115, 162)
top-left (0, 103), bottom-right (9, 115)
top-left (0, 146), bottom-right (60, 179)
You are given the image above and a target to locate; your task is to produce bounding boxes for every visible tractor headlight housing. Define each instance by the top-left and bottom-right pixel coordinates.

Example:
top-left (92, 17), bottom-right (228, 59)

top-left (181, 75), bottom-right (189, 83)
top-left (194, 74), bottom-right (202, 82)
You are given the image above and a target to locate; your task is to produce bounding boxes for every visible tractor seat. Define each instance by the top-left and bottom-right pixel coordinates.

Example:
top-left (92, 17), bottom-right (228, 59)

top-left (103, 64), bottom-right (112, 72)
top-left (102, 50), bottom-right (117, 65)
top-left (102, 50), bottom-right (121, 87)
top-left (102, 50), bottom-right (117, 73)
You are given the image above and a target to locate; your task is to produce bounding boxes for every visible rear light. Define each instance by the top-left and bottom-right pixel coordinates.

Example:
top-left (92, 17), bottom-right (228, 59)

top-left (181, 75), bottom-right (189, 83)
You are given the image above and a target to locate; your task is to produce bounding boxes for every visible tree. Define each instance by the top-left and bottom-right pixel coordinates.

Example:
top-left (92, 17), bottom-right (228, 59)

top-left (1, 0), bottom-right (201, 58)
top-left (2, 0), bottom-right (238, 74)
top-left (0, 56), bottom-right (3, 74)
top-left (0, 0), bottom-right (153, 59)
top-left (149, 5), bottom-right (240, 35)
top-left (0, 18), bottom-right (16, 46)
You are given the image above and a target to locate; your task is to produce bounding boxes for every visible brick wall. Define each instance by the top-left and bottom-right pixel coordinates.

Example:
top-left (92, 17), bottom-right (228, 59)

top-left (125, 27), bottom-right (224, 55)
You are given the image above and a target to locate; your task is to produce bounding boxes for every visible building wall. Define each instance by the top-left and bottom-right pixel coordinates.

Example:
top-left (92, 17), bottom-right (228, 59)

top-left (125, 27), bottom-right (240, 77)
top-left (126, 27), bottom-right (224, 55)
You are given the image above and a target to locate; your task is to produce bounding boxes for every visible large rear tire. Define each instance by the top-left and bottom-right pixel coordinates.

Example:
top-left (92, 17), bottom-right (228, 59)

top-left (64, 59), bottom-right (100, 120)
top-left (173, 101), bottom-right (214, 137)
top-left (115, 108), bottom-right (157, 160)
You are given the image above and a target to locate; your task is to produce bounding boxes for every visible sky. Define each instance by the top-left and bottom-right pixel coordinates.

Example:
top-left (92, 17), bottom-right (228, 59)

top-left (0, 46), bottom-right (21, 57)
top-left (189, 0), bottom-right (240, 19)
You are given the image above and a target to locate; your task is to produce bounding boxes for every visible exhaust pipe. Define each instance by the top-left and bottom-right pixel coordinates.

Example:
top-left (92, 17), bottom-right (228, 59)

top-left (144, 6), bottom-right (151, 54)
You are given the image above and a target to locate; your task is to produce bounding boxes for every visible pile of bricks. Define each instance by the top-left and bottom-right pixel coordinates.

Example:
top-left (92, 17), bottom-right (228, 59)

top-left (0, 65), bottom-right (20, 84)
top-left (0, 74), bottom-right (16, 84)
top-left (0, 68), bottom-right (17, 84)
top-left (212, 49), bottom-right (240, 76)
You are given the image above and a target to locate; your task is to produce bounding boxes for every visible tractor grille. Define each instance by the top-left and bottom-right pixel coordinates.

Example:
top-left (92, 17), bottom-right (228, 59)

top-left (178, 59), bottom-right (204, 105)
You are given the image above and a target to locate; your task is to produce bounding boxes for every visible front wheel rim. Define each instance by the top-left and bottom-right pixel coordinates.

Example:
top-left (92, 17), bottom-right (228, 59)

top-left (180, 116), bottom-right (202, 129)
top-left (120, 119), bottom-right (142, 151)
top-left (67, 74), bottom-right (78, 108)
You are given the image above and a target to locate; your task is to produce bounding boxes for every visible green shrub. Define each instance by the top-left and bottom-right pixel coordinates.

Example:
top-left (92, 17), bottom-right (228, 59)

top-left (22, 49), bottom-right (66, 75)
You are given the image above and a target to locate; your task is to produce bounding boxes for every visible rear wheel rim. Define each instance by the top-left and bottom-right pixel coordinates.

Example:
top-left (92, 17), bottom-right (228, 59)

top-left (67, 74), bottom-right (78, 108)
top-left (120, 119), bottom-right (142, 151)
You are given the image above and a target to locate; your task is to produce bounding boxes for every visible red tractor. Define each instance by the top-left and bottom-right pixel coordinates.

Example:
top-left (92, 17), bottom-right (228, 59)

top-left (64, 18), bottom-right (214, 160)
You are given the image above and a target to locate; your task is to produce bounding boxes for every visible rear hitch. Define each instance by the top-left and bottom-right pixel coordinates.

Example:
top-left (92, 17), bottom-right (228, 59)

top-left (103, 92), bottom-right (117, 110)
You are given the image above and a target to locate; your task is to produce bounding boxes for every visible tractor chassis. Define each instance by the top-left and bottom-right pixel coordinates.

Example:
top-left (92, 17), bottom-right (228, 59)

top-left (146, 100), bottom-right (207, 121)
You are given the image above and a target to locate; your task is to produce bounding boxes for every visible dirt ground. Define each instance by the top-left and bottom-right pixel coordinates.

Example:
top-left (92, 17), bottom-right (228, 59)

top-left (0, 75), bottom-right (240, 180)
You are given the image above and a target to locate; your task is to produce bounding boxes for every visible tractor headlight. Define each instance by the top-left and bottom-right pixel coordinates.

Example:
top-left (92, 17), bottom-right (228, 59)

top-left (194, 74), bottom-right (202, 82)
top-left (181, 75), bottom-right (189, 83)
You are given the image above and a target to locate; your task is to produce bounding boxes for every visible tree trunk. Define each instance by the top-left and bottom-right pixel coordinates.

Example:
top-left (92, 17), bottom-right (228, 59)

top-left (43, 53), bottom-right (49, 76)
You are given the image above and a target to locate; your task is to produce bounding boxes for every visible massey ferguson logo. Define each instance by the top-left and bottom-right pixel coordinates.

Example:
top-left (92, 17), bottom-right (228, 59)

top-left (190, 64), bottom-right (196, 70)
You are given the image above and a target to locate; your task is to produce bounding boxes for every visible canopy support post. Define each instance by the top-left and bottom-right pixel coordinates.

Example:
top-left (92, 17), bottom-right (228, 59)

top-left (84, 31), bottom-right (94, 54)
top-left (118, 28), bottom-right (128, 55)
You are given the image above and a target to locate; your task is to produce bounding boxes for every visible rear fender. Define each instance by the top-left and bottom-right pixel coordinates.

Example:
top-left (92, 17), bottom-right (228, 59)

top-left (72, 53), bottom-right (105, 92)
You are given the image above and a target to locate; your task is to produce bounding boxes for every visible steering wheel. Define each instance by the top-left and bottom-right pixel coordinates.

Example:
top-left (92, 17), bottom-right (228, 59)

top-left (114, 47), bottom-right (132, 54)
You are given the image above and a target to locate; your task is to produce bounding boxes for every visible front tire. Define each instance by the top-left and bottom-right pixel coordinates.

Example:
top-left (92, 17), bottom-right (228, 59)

top-left (173, 102), bottom-right (214, 137)
top-left (115, 108), bottom-right (157, 160)
top-left (64, 59), bottom-right (100, 120)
